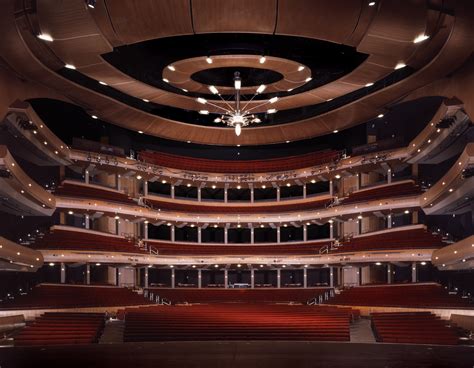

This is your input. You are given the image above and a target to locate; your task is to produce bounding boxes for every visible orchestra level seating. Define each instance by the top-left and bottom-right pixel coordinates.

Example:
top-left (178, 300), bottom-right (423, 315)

top-left (145, 288), bottom-right (333, 304)
top-left (333, 227), bottom-right (446, 253)
top-left (145, 240), bottom-right (330, 256)
top-left (14, 312), bottom-right (105, 346)
top-left (123, 304), bottom-right (355, 342)
top-left (326, 284), bottom-right (472, 309)
top-left (54, 181), bottom-right (135, 204)
top-left (0, 284), bottom-right (152, 310)
top-left (138, 150), bottom-right (342, 174)
top-left (31, 227), bottom-right (147, 254)
top-left (341, 181), bottom-right (422, 205)
top-left (371, 312), bottom-right (460, 345)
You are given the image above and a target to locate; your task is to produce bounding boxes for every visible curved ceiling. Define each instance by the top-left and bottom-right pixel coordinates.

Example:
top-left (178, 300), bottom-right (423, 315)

top-left (0, 0), bottom-right (472, 145)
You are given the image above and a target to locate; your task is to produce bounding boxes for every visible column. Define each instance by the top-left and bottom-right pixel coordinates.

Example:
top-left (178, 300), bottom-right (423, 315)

top-left (224, 269), bottom-right (228, 289)
top-left (387, 214), bottom-right (392, 229)
top-left (171, 268), bottom-right (175, 288)
top-left (198, 227), bottom-right (202, 243)
top-left (329, 222), bottom-right (334, 239)
top-left (277, 226), bottom-right (281, 243)
top-left (60, 263), bottom-right (66, 284)
top-left (85, 169), bottom-right (90, 184)
top-left (84, 214), bottom-right (90, 229)
top-left (355, 174), bottom-right (360, 191)
top-left (224, 227), bottom-right (228, 244)
top-left (144, 267), bottom-right (149, 288)
top-left (170, 184), bottom-right (175, 199)
top-left (85, 264), bottom-right (90, 285)
top-left (412, 211), bottom-right (419, 224)
top-left (250, 268), bottom-right (255, 289)
top-left (116, 174), bottom-right (121, 191)
top-left (329, 267), bottom-right (334, 288)
top-left (250, 227), bottom-right (254, 244)
top-left (143, 181), bottom-right (148, 196)
top-left (197, 187), bottom-right (202, 202)
top-left (144, 222), bottom-right (149, 240)
top-left (250, 185), bottom-right (254, 203)
top-left (387, 168), bottom-right (392, 184)
top-left (303, 184), bottom-right (307, 199)
top-left (303, 225), bottom-right (308, 241)
top-left (224, 186), bottom-right (228, 203)
top-left (198, 269), bottom-right (202, 288)
top-left (387, 263), bottom-right (392, 284)
top-left (411, 262), bottom-right (417, 283)
top-left (277, 269), bottom-right (281, 288)
top-left (329, 180), bottom-right (333, 196)
top-left (276, 187), bottom-right (280, 201)
top-left (171, 225), bottom-right (175, 242)
top-left (303, 267), bottom-right (307, 288)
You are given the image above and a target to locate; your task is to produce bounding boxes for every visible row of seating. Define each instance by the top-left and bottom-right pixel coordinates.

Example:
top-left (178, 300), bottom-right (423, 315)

top-left (333, 228), bottom-right (446, 253)
top-left (341, 181), bottom-right (422, 205)
top-left (145, 197), bottom-right (331, 214)
top-left (54, 181), bottom-right (135, 204)
top-left (14, 312), bottom-right (105, 346)
top-left (371, 312), bottom-right (460, 345)
top-left (145, 240), bottom-right (329, 256)
top-left (31, 228), bottom-right (148, 254)
top-left (145, 287), bottom-right (333, 304)
top-left (0, 284), bottom-right (152, 310)
top-left (138, 150), bottom-right (342, 174)
top-left (327, 284), bottom-right (472, 309)
top-left (123, 304), bottom-right (355, 342)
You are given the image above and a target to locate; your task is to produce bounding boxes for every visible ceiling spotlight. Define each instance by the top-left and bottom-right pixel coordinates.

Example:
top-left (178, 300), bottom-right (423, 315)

top-left (305, 77), bottom-right (312, 82)
top-left (91, 115), bottom-right (98, 119)
top-left (413, 34), bottom-right (430, 43)
top-left (167, 65), bottom-right (176, 71)
top-left (65, 64), bottom-right (76, 70)
top-left (287, 88), bottom-right (294, 92)
top-left (365, 82), bottom-right (374, 87)
top-left (197, 97), bottom-right (207, 104)
top-left (187, 183), bottom-right (191, 187)
top-left (261, 185), bottom-right (266, 189)
top-left (256, 84), bottom-right (266, 94)
top-left (182, 88), bottom-right (188, 92)
top-left (333, 130), bottom-right (339, 133)
top-left (206, 57), bottom-right (213, 64)
top-left (377, 113), bottom-right (384, 118)
top-left (335, 174), bottom-right (341, 179)
top-left (68, 211), bottom-right (74, 215)
top-left (259, 56), bottom-right (266, 64)
top-left (267, 108), bottom-right (277, 114)
top-left (136, 175), bottom-right (142, 180)
top-left (37, 33), bottom-right (53, 42)
top-left (394, 62), bottom-right (406, 70)
top-left (297, 65), bottom-right (305, 72)
top-left (286, 183), bottom-right (291, 187)
top-left (199, 110), bottom-right (209, 115)
top-left (162, 78), bottom-right (169, 83)
top-left (368, 1), bottom-right (376, 6)
top-left (236, 185), bottom-right (241, 190)
top-left (375, 262), bottom-right (382, 266)
top-left (420, 261), bottom-right (427, 266)
top-left (209, 85), bottom-right (219, 95)
top-left (162, 180), bottom-right (167, 184)
top-left (404, 210), bottom-right (410, 214)
top-left (311, 179), bottom-right (316, 184)
top-left (212, 185), bottom-right (216, 189)
top-left (142, 99), bottom-right (149, 102)
top-left (86, 0), bottom-right (96, 8)
top-left (138, 130), bottom-right (144, 134)
top-left (99, 81), bottom-right (107, 86)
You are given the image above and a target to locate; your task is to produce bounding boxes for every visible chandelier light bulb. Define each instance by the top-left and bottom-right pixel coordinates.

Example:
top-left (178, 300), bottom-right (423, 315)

top-left (209, 85), bottom-right (219, 94)
top-left (269, 96), bottom-right (278, 104)
top-left (235, 123), bottom-right (242, 136)
top-left (234, 78), bottom-right (241, 90)
top-left (197, 97), bottom-right (207, 104)
top-left (256, 84), bottom-right (266, 94)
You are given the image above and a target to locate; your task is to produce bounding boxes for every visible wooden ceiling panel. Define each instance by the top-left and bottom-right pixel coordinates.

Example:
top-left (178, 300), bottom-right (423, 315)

top-left (50, 37), bottom-right (111, 68)
top-left (192, 0), bottom-right (277, 34)
top-left (275, 0), bottom-right (362, 43)
top-left (104, 0), bottom-right (194, 44)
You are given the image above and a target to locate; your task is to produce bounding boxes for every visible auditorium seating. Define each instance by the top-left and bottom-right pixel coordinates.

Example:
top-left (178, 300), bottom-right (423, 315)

top-left (0, 284), bottom-right (152, 310)
top-left (14, 312), bottom-right (105, 346)
top-left (145, 288), bottom-right (332, 304)
top-left (371, 312), bottom-right (460, 345)
top-left (54, 181), bottom-right (135, 204)
top-left (31, 227), bottom-right (147, 254)
top-left (145, 240), bottom-right (330, 256)
top-left (341, 181), bottom-right (422, 205)
top-left (145, 197), bottom-right (330, 214)
top-left (138, 150), bottom-right (342, 174)
top-left (332, 227), bottom-right (446, 253)
top-left (326, 284), bottom-right (473, 309)
top-left (123, 304), bottom-right (354, 342)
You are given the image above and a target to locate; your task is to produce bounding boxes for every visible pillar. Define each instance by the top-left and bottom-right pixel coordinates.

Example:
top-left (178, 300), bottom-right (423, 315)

top-left (303, 225), bottom-right (308, 241)
top-left (387, 168), bottom-right (392, 184)
top-left (250, 185), bottom-right (254, 203)
top-left (171, 268), bottom-right (175, 288)
top-left (329, 267), bottom-right (334, 288)
top-left (250, 227), bottom-right (254, 244)
top-left (303, 267), bottom-right (307, 288)
top-left (224, 227), bottom-right (228, 244)
top-left (329, 222), bottom-right (334, 239)
top-left (355, 174), bottom-right (360, 191)
top-left (412, 211), bottom-right (419, 224)
top-left (303, 184), bottom-right (307, 199)
top-left (329, 180), bottom-right (333, 196)
top-left (60, 263), bottom-right (66, 284)
top-left (224, 269), bottom-right (228, 288)
top-left (171, 226), bottom-right (175, 242)
top-left (144, 222), bottom-right (149, 240)
top-left (387, 214), bottom-right (392, 229)
top-left (86, 264), bottom-right (90, 285)
top-left (411, 262), bottom-right (417, 283)
top-left (276, 187), bottom-right (280, 201)
top-left (277, 226), bottom-right (281, 243)
top-left (170, 184), bottom-right (175, 199)
top-left (250, 268), bottom-right (255, 289)
top-left (197, 187), bottom-right (202, 202)
top-left (85, 169), bottom-right (90, 184)
top-left (198, 269), bottom-right (202, 288)
top-left (224, 186), bottom-right (228, 203)
top-left (198, 227), bottom-right (202, 243)
top-left (84, 214), bottom-right (90, 229)
top-left (144, 267), bottom-right (149, 288)
top-left (387, 263), bottom-right (392, 284)
top-left (116, 174), bottom-right (121, 191)
top-left (143, 181), bottom-right (148, 196)
top-left (277, 269), bottom-right (281, 288)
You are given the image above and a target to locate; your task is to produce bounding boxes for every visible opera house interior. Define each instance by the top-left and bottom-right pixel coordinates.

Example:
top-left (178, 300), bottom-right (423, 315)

top-left (0, 0), bottom-right (473, 367)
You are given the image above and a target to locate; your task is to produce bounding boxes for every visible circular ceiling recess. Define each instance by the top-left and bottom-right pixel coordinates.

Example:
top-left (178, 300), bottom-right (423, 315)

top-left (191, 67), bottom-right (283, 88)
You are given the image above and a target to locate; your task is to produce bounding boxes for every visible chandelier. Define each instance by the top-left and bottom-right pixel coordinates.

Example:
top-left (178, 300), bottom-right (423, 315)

top-left (196, 72), bottom-right (279, 136)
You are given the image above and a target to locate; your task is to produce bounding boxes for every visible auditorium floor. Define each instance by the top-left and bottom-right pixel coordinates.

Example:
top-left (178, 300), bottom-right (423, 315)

top-left (0, 341), bottom-right (472, 368)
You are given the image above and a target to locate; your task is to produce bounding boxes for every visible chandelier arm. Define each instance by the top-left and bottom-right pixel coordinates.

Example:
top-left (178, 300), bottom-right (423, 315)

top-left (241, 93), bottom-right (260, 113)
top-left (215, 93), bottom-right (235, 111)
top-left (203, 100), bottom-right (232, 114)
top-left (244, 99), bottom-right (273, 114)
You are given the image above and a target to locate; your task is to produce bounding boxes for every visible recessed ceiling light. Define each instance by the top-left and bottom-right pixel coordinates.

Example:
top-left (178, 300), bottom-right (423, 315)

top-left (368, 1), bottom-right (376, 6)
top-left (167, 65), bottom-right (176, 71)
top-left (335, 174), bottom-right (341, 179)
top-left (297, 66), bottom-right (305, 71)
top-left (182, 88), bottom-right (188, 92)
top-left (365, 82), bottom-right (374, 87)
top-left (136, 175), bottom-right (142, 180)
top-left (413, 34), bottom-right (429, 43)
top-left (305, 77), bottom-right (312, 82)
top-left (333, 130), bottom-right (339, 133)
top-left (311, 179), bottom-right (316, 184)
top-left (99, 81), bottom-right (107, 86)
top-left (377, 113), bottom-right (384, 118)
top-left (162, 78), bottom-right (169, 83)
top-left (206, 57), bottom-right (213, 64)
top-left (287, 88), bottom-right (294, 92)
top-left (65, 64), bottom-right (76, 70)
top-left (37, 33), bottom-right (53, 42)
top-left (142, 99), bottom-right (150, 102)
top-left (394, 62), bottom-right (406, 70)
top-left (138, 130), bottom-right (143, 134)
top-left (286, 140), bottom-right (290, 143)
top-left (91, 115), bottom-right (98, 119)
top-left (259, 56), bottom-right (266, 64)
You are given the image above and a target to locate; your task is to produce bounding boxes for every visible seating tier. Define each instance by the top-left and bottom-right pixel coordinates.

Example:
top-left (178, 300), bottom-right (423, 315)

top-left (54, 182), bottom-right (135, 204)
top-left (341, 181), bottom-right (422, 205)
